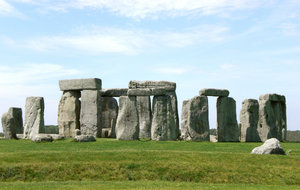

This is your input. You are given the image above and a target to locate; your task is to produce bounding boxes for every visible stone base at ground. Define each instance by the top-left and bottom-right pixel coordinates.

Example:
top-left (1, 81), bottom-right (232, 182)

top-left (31, 134), bottom-right (53, 142)
top-left (74, 135), bottom-right (96, 142)
top-left (251, 138), bottom-right (285, 155)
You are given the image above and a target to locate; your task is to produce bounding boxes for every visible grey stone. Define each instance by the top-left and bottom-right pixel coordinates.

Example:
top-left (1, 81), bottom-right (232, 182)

top-left (101, 88), bottom-right (128, 97)
top-left (169, 92), bottom-right (180, 139)
top-left (58, 91), bottom-right (81, 138)
top-left (210, 135), bottom-right (218, 143)
top-left (180, 96), bottom-right (210, 141)
top-left (31, 134), bottom-right (53, 142)
top-left (115, 96), bottom-right (139, 140)
top-left (16, 134), bottom-right (24, 139)
top-left (240, 99), bottom-right (260, 142)
top-left (101, 128), bottom-right (111, 138)
top-left (199, 88), bottom-right (229, 97)
top-left (257, 93), bottom-right (287, 142)
top-left (59, 78), bottom-right (102, 91)
top-left (127, 88), bottom-right (168, 96)
top-left (74, 135), bottom-right (96, 142)
top-left (75, 129), bottom-right (81, 136)
top-left (251, 138), bottom-right (285, 155)
top-left (23, 97), bottom-right (45, 139)
top-left (151, 95), bottom-right (177, 141)
top-left (49, 134), bottom-right (65, 140)
top-left (1, 107), bottom-right (23, 139)
top-left (137, 96), bottom-right (151, 139)
top-left (80, 90), bottom-right (102, 137)
top-left (217, 97), bottom-right (239, 142)
top-left (101, 97), bottom-right (118, 138)
top-left (129, 80), bottom-right (176, 91)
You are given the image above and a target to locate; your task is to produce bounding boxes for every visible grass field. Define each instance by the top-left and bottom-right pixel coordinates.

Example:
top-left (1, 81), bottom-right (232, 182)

top-left (0, 139), bottom-right (299, 189)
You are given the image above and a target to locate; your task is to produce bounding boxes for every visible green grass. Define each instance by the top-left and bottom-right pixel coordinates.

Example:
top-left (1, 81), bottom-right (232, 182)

top-left (0, 139), bottom-right (299, 189)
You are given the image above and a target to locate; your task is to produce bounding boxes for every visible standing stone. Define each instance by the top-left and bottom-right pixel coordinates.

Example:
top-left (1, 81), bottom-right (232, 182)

top-left (115, 96), bottom-right (139, 140)
top-left (151, 95), bottom-right (177, 141)
top-left (58, 91), bottom-right (81, 138)
top-left (1, 108), bottom-right (23, 139)
top-left (257, 94), bottom-right (287, 142)
top-left (217, 97), bottom-right (239, 142)
top-left (23, 97), bottom-right (45, 139)
top-left (101, 97), bottom-right (118, 138)
top-left (168, 92), bottom-right (180, 139)
top-left (136, 96), bottom-right (151, 139)
top-left (181, 96), bottom-right (210, 141)
top-left (80, 90), bottom-right (102, 137)
top-left (240, 99), bottom-right (260, 142)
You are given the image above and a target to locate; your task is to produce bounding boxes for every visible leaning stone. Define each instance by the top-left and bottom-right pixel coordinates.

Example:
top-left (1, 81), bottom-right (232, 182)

top-left (217, 97), bottom-right (239, 142)
top-left (180, 96), bottom-right (210, 141)
top-left (199, 88), bottom-right (229, 97)
top-left (151, 95), bottom-right (177, 141)
top-left (74, 135), bottom-right (96, 142)
top-left (101, 97), bottom-right (118, 138)
top-left (23, 97), bottom-right (45, 139)
top-left (59, 78), bottom-right (102, 91)
top-left (58, 91), bottom-right (81, 138)
top-left (1, 107), bottom-right (23, 139)
top-left (240, 99), bottom-right (260, 142)
top-left (31, 134), bottom-right (53, 142)
top-left (251, 138), bottom-right (285, 155)
top-left (136, 96), bottom-right (151, 139)
top-left (80, 90), bottom-right (102, 137)
top-left (115, 96), bottom-right (139, 140)
top-left (129, 80), bottom-right (176, 91)
top-left (101, 88), bottom-right (128, 97)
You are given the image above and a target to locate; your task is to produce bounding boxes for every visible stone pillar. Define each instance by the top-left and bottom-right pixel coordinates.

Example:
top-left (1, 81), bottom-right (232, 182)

top-left (1, 107), bottom-right (23, 139)
top-left (217, 97), bottom-right (239, 142)
top-left (101, 97), bottom-right (118, 138)
top-left (181, 96), bottom-right (210, 141)
top-left (23, 97), bottom-right (45, 139)
top-left (136, 96), bottom-right (151, 139)
top-left (58, 91), bottom-right (81, 138)
top-left (169, 92), bottom-right (180, 139)
top-left (115, 96), bottom-right (139, 140)
top-left (151, 95), bottom-right (177, 141)
top-left (80, 90), bottom-right (102, 137)
top-left (239, 99), bottom-right (260, 142)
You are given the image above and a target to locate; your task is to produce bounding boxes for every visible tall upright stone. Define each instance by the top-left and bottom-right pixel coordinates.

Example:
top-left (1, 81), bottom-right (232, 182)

top-left (136, 96), bottom-right (151, 139)
top-left (23, 97), bottom-right (45, 139)
top-left (115, 96), bottom-right (139, 140)
top-left (257, 94), bottom-right (287, 142)
top-left (217, 97), bottom-right (239, 142)
top-left (1, 108), bottom-right (23, 139)
top-left (58, 91), bottom-right (81, 138)
top-left (80, 90), bottom-right (102, 137)
top-left (101, 97), bottom-right (118, 138)
top-left (168, 92), bottom-right (180, 139)
top-left (151, 95), bottom-right (177, 141)
top-left (240, 99), bottom-right (260, 142)
top-left (181, 96), bottom-right (210, 141)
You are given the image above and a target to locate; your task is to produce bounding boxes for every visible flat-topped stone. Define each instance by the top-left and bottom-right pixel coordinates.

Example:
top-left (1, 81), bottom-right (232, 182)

top-left (101, 88), bottom-right (128, 97)
top-left (199, 88), bottom-right (229, 97)
top-left (259, 94), bottom-right (285, 102)
top-left (129, 80), bottom-right (176, 91)
top-left (59, 78), bottom-right (102, 91)
top-left (127, 88), bottom-right (171, 96)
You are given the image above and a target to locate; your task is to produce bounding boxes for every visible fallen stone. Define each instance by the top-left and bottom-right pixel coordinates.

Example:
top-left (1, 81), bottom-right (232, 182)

top-left (49, 134), bottom-right (65, 140)
top-left (101, 97), bottom-right (118, 138)
top-left (1, 107), bottom-right (23, 139)
top-left (251, 138), bottom-right (285, 155)
top-left (101, 88), bottom-right (128, 97)
top-left (31, 134), bottom-right (53, 142)
top-left (129, 80), bottom-right (176, 91)
top-left (136, 96), bottom-right (151, 139)
top-left (210, 135), bottom-right (218, 143)
top-left (59, 78), bottom-right (102, 91)
top-left (74, 135), bottom-right (96, 142)
top-left (199, 88), bottom-right (229, 97)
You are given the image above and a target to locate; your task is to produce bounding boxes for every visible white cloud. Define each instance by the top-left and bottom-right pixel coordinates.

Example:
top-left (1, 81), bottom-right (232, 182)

top-left (280, 23), bottom-right (300, 36)
top-left (0, 0), bottom-right (17, 15)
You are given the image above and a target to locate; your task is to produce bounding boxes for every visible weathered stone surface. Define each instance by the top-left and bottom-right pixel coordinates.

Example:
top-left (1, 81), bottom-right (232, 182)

top-left (75, 129), bottom-right (81, 136)
top-left (240, 99), bottom-right (260, 142)
top-left (101, 88), bottom-right (128, 97)
top-left (58, 91), bottom-right (81, 138)
top-left (49, 134), bottom-right (65, 140)
top-left (217, 97), bottom-right (239, 142)
top-left (251, 138), bottom-right (285, 155)
top-left (258, 94), bottom-right (287, 142)
top-left (59, 78), bottom-right (102, 91)
top-left (151, 95), bottom-right (177, 141)
top-left (115, 96), bottom-right (139, 140)
top-left (1, 107), bottom-right (23, 139)
top-left (16, 134), bottom-right (24, 139)
top-left (31, 134), bottom-right (53, 142)
top-left (129, 80), bottom-right (176, 91)
top-left (136, 96), bottom-right (151, 139)
top-left (199, 88), bottom-right (229, 97)
top-left (74, 135), bottom-right (96, 142)
top-left (80, 90), bottom-right (102, 137)
top-left (181, 96), bottom-right (210, 141)
top-left (101, 128), bottom-right (111, 138)
top-left (128, 88), bottom-right (168, 96)
top-left (23, 97), bottom-right (45, 139)
top-left (101, 97), bottom-right (118, 138)
top-left (210, 135), bottom-right (218, 142)
top-left (169, 92), bottom-right (180, 139)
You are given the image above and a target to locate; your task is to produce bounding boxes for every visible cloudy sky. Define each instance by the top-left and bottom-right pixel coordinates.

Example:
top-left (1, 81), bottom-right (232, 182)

top-left (0, 0), bottom-right (299, 131)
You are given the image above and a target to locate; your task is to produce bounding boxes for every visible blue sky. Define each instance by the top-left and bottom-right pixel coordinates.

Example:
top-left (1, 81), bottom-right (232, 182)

top-left (0, 0), bottom-right (299, 132)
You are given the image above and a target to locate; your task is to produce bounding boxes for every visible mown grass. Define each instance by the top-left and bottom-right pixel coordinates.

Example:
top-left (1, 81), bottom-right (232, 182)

top-left (0, 139), bottom-right (299, 189)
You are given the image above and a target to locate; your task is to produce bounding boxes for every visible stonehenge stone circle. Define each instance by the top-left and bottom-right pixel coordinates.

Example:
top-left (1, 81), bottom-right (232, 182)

top-left (59, 78), bottom-right (101, 91)
top-left (127, 88), bottom-right (169, 96)
top-left (129, 80), bottom-right (176, 91)
top-left (115, 96), bottom-right (139, 140)
top-left (23, 97), bottom-right (45, 139)
top-left (217, 97), bottom-right (239, 142)
top-left (136, 96), bottom-right (151, 139)
top-left (181, 96), bottom-right (210, 141)
top-left (1, 107), bottom-right (23, 139)
top-left (199, 88), bottom-right (229, 97)
top-left (101, 88), bottom-right (128, 97)
top-left (251, 138), bottom-right (285, 155)
top-left (240, 99), bottom-right (260, 142)
top-left (31, 134), bottom-right (53, 142)
top-left (257, 94), bottom-right (286, 142)
top-left (58, 91), bottom-right (81, 138)
top-left (101, 97), bottom-right (118, 138)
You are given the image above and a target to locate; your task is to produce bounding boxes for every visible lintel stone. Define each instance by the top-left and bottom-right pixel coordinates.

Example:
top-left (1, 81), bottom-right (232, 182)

top-left (199, 88), bottom-right (229, 97)
top-left (127, 88), bottom-right (171, 96)
top-left (101, 88), bottom-right (128, 97)
top-left (129, 80), bottom-right (176, 91)
top-left (259, 94), bottom-right (285, 102)
top-left (59, 78), bottom-right (102, 91)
